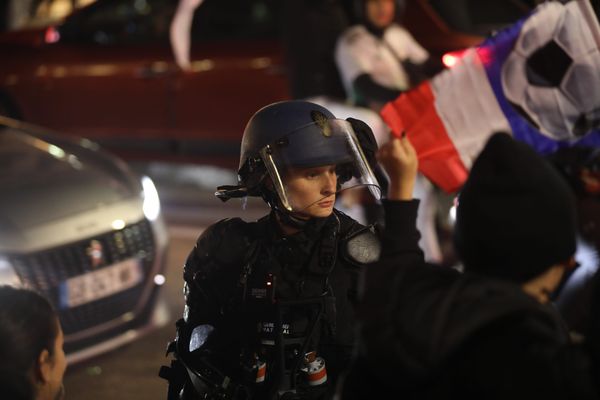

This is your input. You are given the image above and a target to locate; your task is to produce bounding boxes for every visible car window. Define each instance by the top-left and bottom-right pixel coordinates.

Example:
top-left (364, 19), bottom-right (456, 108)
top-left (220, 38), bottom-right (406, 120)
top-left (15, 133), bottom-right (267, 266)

top-left (428, 0), bottom-right (533, 36)
top-left (190, 0), bottom-right (281, 41)
top-left (59, 0), bottom-right (176, 45)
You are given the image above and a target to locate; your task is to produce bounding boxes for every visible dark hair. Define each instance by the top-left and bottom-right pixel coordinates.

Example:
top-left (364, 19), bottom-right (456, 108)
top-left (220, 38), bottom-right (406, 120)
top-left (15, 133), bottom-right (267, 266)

top-left (0, 286), bottom-right (59, 400)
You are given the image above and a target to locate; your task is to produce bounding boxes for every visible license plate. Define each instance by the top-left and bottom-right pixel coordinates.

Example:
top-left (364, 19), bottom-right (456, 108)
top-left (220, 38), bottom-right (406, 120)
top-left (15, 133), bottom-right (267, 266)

top-left (59, 258), bottom-right (143, 309)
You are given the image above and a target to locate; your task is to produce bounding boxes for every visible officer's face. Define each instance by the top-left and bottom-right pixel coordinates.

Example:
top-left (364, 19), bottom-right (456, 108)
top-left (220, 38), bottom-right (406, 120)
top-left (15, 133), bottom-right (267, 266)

top-left (366, 0), bottom-right (395, 29)
top-left (284, 164), bottom-right (337, 219)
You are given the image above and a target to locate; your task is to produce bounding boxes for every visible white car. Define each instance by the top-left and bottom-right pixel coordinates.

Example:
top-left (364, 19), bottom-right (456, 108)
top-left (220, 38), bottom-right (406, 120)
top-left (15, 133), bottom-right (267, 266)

top-left (0, 115), bottom-right (169, 363)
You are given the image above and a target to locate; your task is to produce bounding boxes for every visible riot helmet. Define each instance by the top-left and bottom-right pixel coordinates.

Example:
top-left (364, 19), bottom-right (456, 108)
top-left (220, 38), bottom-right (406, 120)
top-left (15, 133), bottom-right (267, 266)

top-left (216, 100), bottom-right (381, 215)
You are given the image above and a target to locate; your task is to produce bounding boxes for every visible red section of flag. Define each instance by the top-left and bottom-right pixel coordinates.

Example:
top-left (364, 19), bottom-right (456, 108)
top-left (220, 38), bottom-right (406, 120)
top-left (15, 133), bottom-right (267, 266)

top-left (381, 82), bottom-right (469, 193)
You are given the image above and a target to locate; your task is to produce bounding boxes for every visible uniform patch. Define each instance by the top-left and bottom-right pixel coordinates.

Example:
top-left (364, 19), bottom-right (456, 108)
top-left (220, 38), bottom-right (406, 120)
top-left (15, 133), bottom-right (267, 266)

top-left (311, 110), bottom-right (332, 137)
top-left (345, 229), bottom-right (381, 264)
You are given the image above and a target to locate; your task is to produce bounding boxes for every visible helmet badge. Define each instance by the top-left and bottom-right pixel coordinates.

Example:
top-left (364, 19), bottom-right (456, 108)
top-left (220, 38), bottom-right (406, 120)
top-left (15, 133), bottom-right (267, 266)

top-left (311, 110), bottom-right (332, 137)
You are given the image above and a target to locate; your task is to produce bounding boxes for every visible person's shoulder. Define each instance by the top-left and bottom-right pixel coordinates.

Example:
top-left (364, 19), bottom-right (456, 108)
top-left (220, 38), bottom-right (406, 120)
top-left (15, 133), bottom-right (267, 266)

top-left (196, 217), bottom-right (251, 243)
top-left (384, 23), bottom-right (416, 42)
top-left (334, 209), bottom-right (381, 266)
top-left (338, 25), bottom-right (371, 46)
top-left (183, 216), bottom-right (267, 287)
top-left (334, 208), bottom-right (366, 234)
top-left (191, 217), bottom-right (262, 265)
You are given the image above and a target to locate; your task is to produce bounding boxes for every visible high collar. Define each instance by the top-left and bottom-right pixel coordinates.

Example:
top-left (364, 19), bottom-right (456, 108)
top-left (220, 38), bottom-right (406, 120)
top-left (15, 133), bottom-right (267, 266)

top-left (268, 210), bottom-right (334, 244)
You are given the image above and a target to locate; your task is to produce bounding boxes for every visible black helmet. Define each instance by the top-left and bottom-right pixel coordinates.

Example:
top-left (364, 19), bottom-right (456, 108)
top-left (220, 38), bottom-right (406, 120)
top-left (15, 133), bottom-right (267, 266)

top-left (238, 100), bottom-right (335, 188)
top-left (239, 100), bottom-right (349, 196)
top-left (216, 100), bottom-right (381, 212)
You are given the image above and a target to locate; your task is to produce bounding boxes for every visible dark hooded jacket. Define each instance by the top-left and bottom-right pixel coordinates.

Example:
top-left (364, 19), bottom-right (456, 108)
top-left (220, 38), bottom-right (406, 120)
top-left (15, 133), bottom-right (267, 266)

top-left (340, 200), bottom-right (600, 399)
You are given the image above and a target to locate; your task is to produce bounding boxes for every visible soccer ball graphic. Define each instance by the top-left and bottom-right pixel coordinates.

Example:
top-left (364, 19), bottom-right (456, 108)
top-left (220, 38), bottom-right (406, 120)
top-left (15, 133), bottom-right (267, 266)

top-left (502, 1), bottom-right (600, 141)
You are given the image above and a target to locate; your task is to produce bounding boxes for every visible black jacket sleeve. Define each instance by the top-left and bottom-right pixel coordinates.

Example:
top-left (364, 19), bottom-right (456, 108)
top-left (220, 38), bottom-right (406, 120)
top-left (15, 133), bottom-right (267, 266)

top-left (352, 73), bottom-right (402, 106)
top-left (380, 199), bottom-right (423, 260)
top-left (359, 198), bottom-right (424, 300)
top-left (358, 199), bottom-right (427, 356)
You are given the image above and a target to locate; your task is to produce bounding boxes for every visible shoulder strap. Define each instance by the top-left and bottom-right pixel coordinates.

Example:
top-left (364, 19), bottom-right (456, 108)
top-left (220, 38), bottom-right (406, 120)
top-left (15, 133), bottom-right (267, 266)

top-left (335, 210), bottom-right (381, 266)
top-left (344, 227), bottom-right (381, 265)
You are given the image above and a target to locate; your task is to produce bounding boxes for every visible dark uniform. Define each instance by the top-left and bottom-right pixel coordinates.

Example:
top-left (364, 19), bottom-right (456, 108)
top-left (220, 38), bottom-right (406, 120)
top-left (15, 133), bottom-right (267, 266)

top-left (182, 210), bottom-right (377, 399)
top-left (160, 100), bottom-right (382, 400)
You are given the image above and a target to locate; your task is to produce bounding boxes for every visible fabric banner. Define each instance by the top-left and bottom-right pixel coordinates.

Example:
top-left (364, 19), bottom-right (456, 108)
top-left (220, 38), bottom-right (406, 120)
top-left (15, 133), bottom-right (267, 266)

top-left (381, 0), bottom-right (600, 192)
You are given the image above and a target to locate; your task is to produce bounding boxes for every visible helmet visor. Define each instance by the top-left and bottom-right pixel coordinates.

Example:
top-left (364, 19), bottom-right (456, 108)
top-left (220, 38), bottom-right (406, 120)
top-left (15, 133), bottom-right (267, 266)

top-left (259, 119), bottom-right (381, 212)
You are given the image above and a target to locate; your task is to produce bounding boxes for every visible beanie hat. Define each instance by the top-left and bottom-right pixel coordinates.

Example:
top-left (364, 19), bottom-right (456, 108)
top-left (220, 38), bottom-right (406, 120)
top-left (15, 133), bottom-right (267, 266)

top-left (453, 133), bottom-right (577, 283)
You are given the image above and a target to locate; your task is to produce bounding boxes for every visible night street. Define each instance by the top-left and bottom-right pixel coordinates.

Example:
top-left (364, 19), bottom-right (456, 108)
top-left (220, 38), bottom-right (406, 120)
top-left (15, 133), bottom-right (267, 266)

top-left (2, 1), bottom-right (600, 399)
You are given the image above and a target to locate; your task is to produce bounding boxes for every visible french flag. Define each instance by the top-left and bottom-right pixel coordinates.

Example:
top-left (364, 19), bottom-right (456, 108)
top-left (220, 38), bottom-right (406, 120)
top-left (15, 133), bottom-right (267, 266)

top-left (381, 0), bottom-right (600, 193)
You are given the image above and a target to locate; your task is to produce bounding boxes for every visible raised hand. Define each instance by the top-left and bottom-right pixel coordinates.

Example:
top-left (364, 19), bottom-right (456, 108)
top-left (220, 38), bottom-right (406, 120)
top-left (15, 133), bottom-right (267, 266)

top-left (377, 134), bottom-right (418, 200)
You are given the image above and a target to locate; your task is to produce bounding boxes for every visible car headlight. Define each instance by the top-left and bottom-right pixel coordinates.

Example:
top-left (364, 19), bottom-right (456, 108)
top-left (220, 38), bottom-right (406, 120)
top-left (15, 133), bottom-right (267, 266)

top-left (142, 176), bottom-right (161, 221)
top-left (0, 257), bottom-right (22, 286)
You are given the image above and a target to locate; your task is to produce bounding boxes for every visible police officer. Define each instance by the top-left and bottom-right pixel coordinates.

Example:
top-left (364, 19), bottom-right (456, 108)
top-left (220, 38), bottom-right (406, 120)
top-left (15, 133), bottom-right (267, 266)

top-left (161, 100), bottom-right (382, 400)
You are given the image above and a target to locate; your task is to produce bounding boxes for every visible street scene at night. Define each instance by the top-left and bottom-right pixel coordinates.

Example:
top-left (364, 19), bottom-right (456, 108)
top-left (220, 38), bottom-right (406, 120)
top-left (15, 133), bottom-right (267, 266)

top-left (1, 0), bottom-right (600, 399)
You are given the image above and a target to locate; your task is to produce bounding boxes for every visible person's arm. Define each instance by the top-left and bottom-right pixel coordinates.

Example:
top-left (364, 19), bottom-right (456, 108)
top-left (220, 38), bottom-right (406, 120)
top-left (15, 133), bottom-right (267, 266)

top-left (183, 218), bottom-right (252, 327)
top-left (169, 0), bottom-right (204, 71)
top-left (400, 27), bottom-right (443, 80)
top-left (336, 28), bottom-right (401, 110)
top-left (361, 136), bottom-right (423, 295)
top-left (378, 135), bottom-right (422, 259)
top-left (352, 73), bottom-right (402, 108)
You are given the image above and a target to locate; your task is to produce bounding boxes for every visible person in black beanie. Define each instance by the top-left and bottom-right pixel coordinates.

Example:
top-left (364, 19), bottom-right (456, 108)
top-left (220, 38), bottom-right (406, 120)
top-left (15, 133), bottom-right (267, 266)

top-left (454, 132), bottom-right (578, 291)
top-left (338, 132), bottom-right (600, 399)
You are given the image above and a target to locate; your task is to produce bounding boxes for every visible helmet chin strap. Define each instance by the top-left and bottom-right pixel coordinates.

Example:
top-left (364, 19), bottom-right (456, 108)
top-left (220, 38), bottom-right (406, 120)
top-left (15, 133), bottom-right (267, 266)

top-left (261, 188), bottom-right (312, 230)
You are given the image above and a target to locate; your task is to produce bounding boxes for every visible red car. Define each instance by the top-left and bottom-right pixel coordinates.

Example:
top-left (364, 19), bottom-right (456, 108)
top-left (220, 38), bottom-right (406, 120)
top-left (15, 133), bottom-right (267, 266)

top-left (0, 0), bottom-right (289, 167)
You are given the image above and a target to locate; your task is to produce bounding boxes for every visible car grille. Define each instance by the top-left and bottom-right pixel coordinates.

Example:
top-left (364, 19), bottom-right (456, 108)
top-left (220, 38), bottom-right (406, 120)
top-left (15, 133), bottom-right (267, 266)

top-left (9, 219), bottom-right (156, 335)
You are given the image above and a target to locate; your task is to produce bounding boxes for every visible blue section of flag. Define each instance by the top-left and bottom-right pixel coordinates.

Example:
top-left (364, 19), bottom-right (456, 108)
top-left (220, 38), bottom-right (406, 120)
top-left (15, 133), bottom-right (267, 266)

top-left (479, 5), bottom-right (600, 153)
